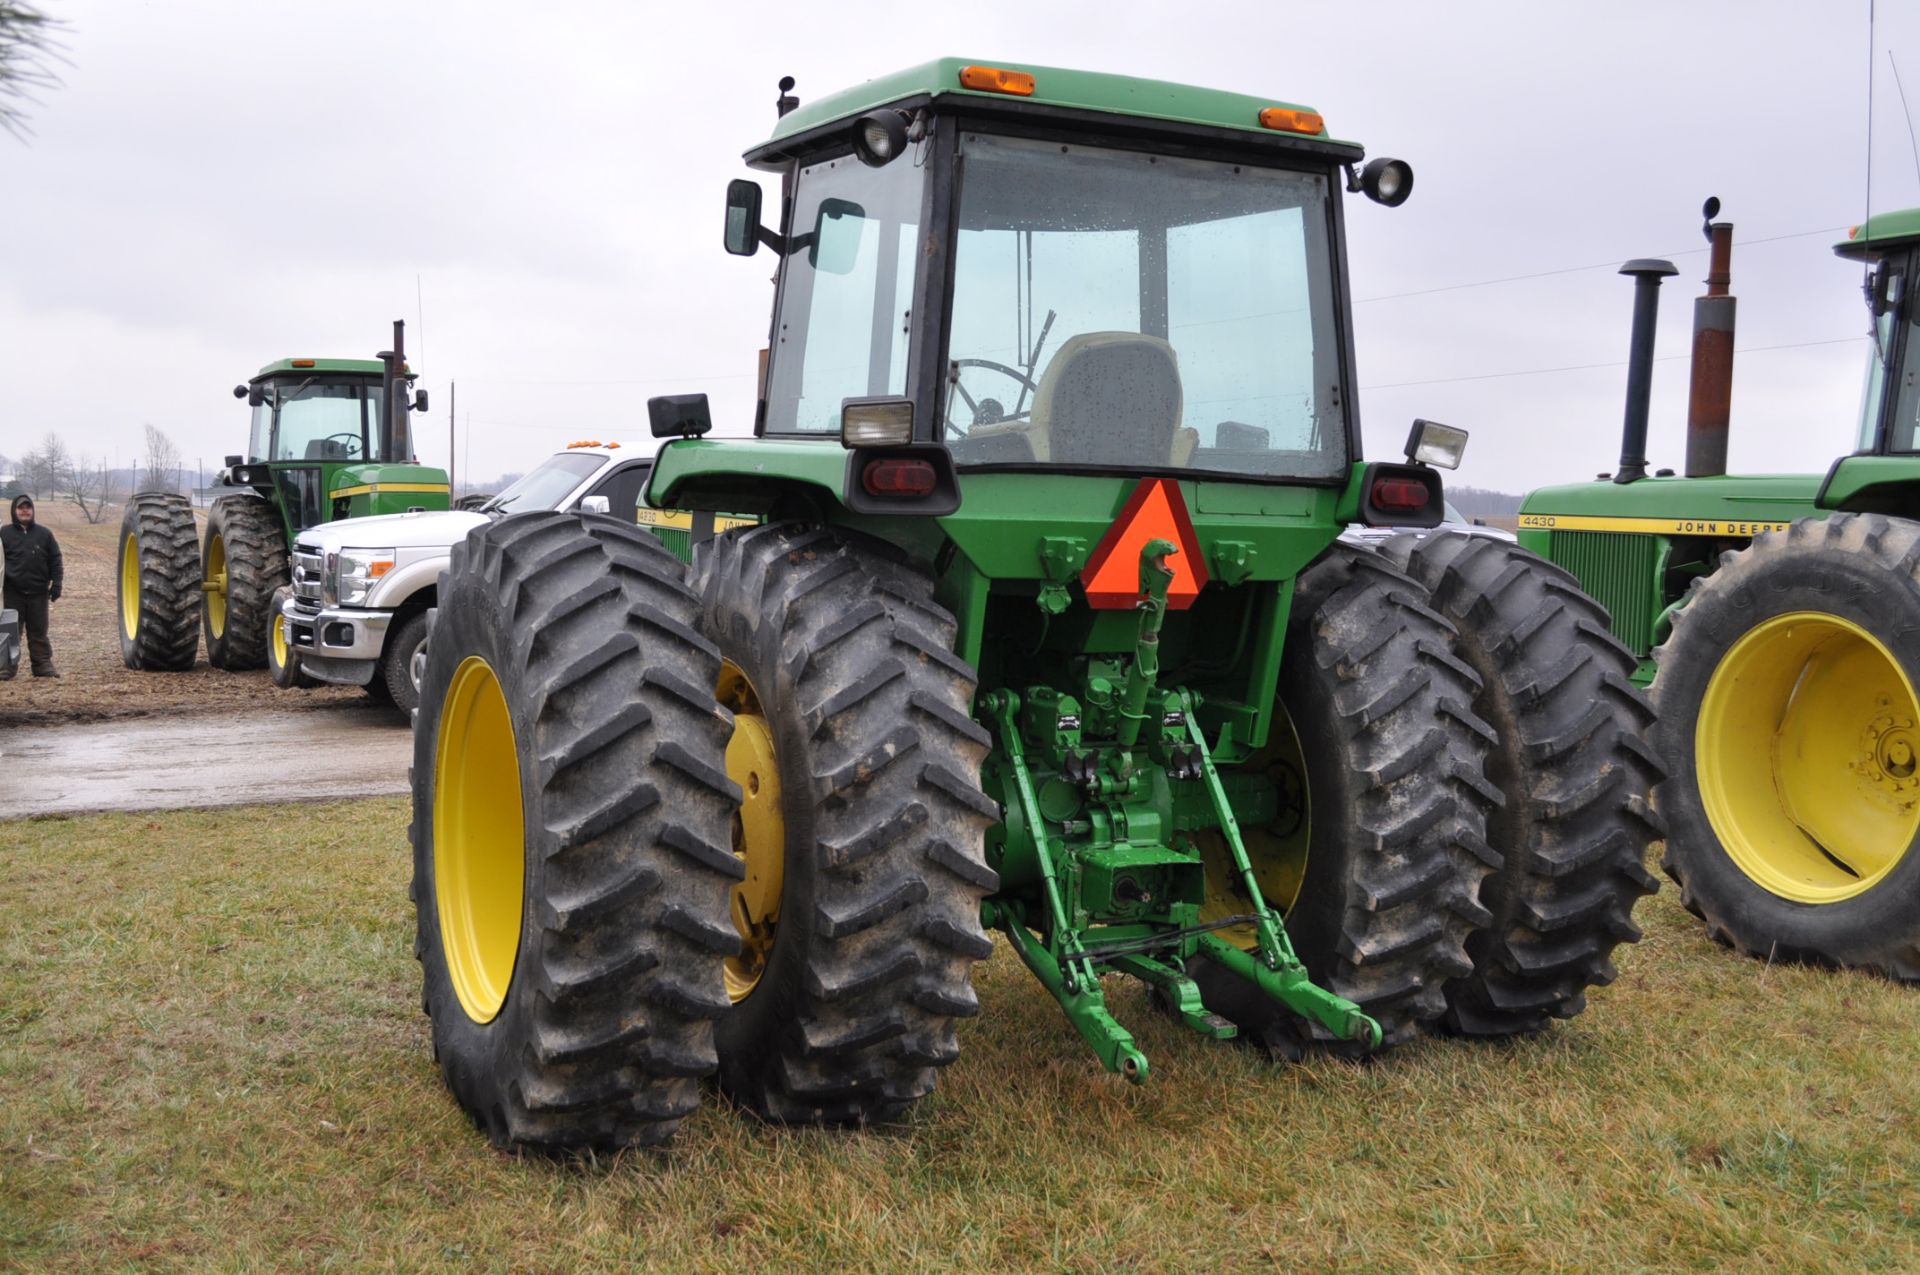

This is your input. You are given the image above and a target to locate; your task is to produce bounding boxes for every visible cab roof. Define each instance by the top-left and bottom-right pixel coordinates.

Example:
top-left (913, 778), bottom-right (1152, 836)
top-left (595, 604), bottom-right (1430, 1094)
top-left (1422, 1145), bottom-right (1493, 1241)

top-left (251, 357), bottom-right (388, 380)
top-left (756, 57), bottom-right (1357, 160)
top-left (1834, 207), bottom-right (1920, 259)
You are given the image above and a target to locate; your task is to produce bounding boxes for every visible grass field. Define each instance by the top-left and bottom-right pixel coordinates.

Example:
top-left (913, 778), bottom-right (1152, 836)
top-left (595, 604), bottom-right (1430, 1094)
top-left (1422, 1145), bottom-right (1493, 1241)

top-left (4, 801), bottom-right (1918, 1272)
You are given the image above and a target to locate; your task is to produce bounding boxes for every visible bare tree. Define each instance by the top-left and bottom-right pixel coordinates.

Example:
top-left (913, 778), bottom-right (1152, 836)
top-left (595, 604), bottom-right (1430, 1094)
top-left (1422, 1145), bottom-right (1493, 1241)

top-left (53, 449), bottom-right (118, 523)
top-left (15, 432), bottom-right (66, 498)
top-left (0, 3), bottom-right (66, 141)
top-left (141, 424), bottom-right (182, 493)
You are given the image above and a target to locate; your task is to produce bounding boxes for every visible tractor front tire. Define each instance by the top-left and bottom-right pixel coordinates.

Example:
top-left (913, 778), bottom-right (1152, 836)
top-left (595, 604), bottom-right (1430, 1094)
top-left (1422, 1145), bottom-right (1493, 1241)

top-left (1192, 541), bottom-right (1500, 1055)
top-left (266, 586), bottom-right (319, 689)
top-left (1653, 514), bottom-right (1920, 980)
top-left (691, 523), bottom-right (998, 1125)
top-left (410, 513), bottom-right (740, 1152)
top-left (117, 491), bottom-right (200, 671)
top-left (203, 495), bottom-right (287, 670)
top-left (1384, 534), bottom-right (1662, 1035)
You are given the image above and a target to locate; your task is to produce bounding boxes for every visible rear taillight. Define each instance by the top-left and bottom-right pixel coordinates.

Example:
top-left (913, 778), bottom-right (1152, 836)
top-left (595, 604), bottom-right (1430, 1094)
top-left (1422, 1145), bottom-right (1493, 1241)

top-left (1370, 477), bottom-right (1430, 514)
top-left (862, 458), bottom-right (937, 497)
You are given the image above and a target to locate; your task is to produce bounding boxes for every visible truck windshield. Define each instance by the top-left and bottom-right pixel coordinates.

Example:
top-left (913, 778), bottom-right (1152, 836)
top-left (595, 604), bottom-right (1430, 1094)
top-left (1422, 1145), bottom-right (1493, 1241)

top-left (945, 133), bottom-right (1348, 480)
top-left (249, 378), bottom-right (388, 464)
top-left (483, 452), bottom-right (604, 514)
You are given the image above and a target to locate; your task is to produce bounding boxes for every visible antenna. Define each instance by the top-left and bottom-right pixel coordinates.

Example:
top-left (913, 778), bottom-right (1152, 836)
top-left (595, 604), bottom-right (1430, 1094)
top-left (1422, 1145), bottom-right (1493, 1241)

top-left (416, 273), bottom-right (426, 369)
top-left (1864, 1), bottom-right (1878, 331)
top-left (1891, 51), bottom-right (1920, 191)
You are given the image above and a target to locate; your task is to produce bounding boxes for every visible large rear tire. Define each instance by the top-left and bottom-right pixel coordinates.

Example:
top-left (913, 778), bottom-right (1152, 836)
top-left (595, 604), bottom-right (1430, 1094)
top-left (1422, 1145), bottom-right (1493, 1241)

top-left (1653, 513), bottom-right (1920, 980)
top-left (203, 495), bottom-right (287, 670)
top-left (690, 523), bottom-right (998, 1125)
top-left (1384, 534), bottom-right (1663, 1034)
top-left (1191, 541), bottom-right (1500, 1055)
top-left (410, 513), bottom-right (740, 1152)
top-left (117, 492), bottom-right (200, 671)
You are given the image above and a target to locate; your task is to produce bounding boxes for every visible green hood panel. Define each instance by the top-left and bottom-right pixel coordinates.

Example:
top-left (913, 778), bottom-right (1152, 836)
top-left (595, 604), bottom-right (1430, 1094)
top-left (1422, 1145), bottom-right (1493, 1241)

top-left (1520, 474), bottom-right (1822, 535)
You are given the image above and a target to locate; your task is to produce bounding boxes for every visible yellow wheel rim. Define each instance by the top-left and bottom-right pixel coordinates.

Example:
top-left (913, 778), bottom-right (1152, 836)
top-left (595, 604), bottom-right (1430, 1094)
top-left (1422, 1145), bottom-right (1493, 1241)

top-left (271, 611), bottom-right (289, 672)
top-left (119, 532), bottom-right (140, 642)
top-left (204, 532), bottom-right (228, 638)
top-left (719, 660), bottom-right (784, 1003)
top-left (433, 656), bottom-right (527, 1023)
top-left (1698, 610), bottom-right (1920, 903)
top-left (1197, 702), bottom-right (1310, 945)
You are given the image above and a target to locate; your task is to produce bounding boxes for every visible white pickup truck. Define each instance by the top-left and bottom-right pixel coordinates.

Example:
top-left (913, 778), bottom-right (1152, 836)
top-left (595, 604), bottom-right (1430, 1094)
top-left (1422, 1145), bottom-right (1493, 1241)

top-left (276, 440), bottom-right (708, 716)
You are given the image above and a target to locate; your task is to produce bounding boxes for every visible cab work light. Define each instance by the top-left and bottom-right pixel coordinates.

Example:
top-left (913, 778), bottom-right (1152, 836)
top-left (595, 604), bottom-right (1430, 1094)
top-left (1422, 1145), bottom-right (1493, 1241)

top-left (959, 65), bottom-right (1035, 96)
top-left (1257, 106), bottom-right (1324, 135)
top-left (1405, 419), bottom-right (1468, 470)
top-left (841, 396), bottom-right (914, 447)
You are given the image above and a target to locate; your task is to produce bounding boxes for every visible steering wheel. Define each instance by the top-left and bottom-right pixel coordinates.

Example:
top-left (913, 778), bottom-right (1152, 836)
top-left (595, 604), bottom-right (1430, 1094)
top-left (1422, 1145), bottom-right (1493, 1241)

top-left (950, 358), bottom-right (1041, 430)
top-left (321, 432), bottom-right (363, 458)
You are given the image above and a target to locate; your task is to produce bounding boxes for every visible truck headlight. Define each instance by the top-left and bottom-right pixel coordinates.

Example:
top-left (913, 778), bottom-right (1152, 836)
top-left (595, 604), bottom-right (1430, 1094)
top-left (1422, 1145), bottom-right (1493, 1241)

top-left (330, 548), bottom-right (396, 606)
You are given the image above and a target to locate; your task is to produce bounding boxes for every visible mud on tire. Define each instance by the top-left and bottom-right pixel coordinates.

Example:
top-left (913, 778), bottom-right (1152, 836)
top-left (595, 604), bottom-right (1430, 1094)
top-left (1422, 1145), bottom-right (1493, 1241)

top-left (203, 494), bottom-right (287, 670)
top-left (410, 512), bottom-right (741, 1152)
top-left (118, 491), bottom-right (201, 671)
top-left (691, 523), bottom-right (998, 1125)
top-left (1384, 534), bottom-right (1662, 1035)
top-left (1192, 540), bottom-right (1500, 1055)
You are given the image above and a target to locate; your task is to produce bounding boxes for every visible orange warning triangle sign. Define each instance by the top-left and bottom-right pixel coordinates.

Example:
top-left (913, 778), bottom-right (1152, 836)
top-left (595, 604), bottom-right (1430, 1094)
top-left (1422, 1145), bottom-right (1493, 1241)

top-left (1080, 478), bottom-right (1209, 610)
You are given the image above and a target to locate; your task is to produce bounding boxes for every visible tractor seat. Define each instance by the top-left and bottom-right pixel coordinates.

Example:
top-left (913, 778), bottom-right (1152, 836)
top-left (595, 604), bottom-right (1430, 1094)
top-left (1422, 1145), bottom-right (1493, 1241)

top-left (1030, 332), bottom-right (1192, 468)
top-left (304, 439), bottom-right (351, 460)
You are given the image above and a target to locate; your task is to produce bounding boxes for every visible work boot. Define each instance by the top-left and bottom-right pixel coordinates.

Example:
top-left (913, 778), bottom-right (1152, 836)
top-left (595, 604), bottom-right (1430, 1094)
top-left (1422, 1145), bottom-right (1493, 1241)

top-left (31, 668), bottom-right (58, 679)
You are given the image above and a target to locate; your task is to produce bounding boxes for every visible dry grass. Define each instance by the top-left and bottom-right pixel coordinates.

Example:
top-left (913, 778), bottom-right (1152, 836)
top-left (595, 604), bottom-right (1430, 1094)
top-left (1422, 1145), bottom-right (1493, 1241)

top-left (4, 800), bottom-right (1919, 1272)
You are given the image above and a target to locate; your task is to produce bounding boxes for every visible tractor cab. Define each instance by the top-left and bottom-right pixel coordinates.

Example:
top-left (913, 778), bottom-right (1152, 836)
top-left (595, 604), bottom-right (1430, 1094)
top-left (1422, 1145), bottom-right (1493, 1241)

top-left (227, 329), bottom-right (447, 534)
top-left (666, 59), bottom-right (1439, 517)
top-left (1834, 211), bottom-right (1920, 488)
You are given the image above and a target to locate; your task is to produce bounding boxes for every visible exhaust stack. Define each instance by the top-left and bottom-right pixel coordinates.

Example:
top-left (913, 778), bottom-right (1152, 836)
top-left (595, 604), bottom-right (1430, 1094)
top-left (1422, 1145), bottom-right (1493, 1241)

top-left (1686, 209), bottom-right (1736, 478)
top-left (1615, 258), bottom-right (1678, 484)
top-left (377, 319), bottom-right (411, 463)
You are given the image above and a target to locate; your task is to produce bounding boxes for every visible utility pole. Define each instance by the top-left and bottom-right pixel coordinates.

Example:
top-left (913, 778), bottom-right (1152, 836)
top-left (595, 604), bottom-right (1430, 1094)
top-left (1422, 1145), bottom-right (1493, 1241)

top-left (449, 379), bottom-right (457, 495)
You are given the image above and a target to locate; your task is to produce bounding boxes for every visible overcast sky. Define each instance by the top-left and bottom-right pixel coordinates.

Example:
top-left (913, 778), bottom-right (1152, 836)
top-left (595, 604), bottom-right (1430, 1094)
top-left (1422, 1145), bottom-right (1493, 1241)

top-left (4, 0), bottom-right (1919, 493)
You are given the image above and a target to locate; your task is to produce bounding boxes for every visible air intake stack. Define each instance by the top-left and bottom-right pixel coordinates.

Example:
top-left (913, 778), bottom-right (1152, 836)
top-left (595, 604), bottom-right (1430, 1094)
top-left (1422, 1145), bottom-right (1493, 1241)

top-left (1614, 258), bottom-right (1678, 484)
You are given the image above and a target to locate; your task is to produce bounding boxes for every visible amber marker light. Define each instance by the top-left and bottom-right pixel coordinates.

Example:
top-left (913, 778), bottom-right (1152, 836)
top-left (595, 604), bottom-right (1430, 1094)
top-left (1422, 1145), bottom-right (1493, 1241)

top-left (959, 65), bottom-right (1035, 96)
top-left (1257, 106), bottom-right (1324, 135)
top-left (292, 359), bottom-right (316, 367)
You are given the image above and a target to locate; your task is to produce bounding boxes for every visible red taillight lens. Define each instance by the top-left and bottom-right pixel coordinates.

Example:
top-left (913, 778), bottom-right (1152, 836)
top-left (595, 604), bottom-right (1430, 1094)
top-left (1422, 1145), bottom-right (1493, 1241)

top-left (1371, 477), bottom-right (1430, 513)
top-left (862, 458), bottom-right (937, 497)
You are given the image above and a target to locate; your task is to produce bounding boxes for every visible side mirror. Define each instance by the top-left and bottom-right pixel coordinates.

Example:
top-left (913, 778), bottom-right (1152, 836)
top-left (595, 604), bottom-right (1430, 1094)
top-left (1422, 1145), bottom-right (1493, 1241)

top-left (648, 392), bottom-right (713, 439)
top-left (810, 198), bottom-right (865, 275)
top-left (725, 179), bottom-right (764, 257)
top-left (1870, 263), bottom-right (1901, 318)
top-left (247, 384), bottom-right (268, 407)
top-left (413, 388), bottom-right (430, 413)
top-left (578, 495), bottom-right (611, 516)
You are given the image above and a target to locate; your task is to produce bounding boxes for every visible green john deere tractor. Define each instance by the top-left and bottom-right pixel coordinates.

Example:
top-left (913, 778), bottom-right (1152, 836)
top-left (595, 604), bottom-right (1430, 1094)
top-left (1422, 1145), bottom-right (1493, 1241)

top-left (117, 321), bottom-right (448, 674)
top-left (412, 60), bottom-right (1662, 1152)
top-left (1520, 204), bottom-right (1920, 979)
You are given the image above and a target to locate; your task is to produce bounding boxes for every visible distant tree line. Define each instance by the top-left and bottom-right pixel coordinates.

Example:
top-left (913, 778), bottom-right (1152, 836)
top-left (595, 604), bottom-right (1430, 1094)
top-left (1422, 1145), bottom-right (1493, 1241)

top-left (5, 424), bottom-right (191, 523)
top-left (1446, 485), bottom-right (1525, 519)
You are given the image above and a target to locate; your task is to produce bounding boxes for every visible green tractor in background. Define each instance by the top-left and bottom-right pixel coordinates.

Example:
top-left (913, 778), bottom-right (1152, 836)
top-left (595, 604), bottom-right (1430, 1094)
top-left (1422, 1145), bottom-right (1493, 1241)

top-left (117, 321), bottom-right (448, 674)
top-left (412, 60), bottom-right (1662, 1152)
top-left (1520, 204), bottom-right (1920, 980)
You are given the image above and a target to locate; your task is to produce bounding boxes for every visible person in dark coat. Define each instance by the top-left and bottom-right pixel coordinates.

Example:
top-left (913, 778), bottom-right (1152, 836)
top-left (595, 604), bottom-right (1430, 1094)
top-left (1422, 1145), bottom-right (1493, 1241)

top-left (1, 494), bottom-right (63, 678)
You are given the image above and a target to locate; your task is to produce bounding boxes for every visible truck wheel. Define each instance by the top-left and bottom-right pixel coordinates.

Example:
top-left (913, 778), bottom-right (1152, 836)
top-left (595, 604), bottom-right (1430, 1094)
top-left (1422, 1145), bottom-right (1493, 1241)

top-left (380, 610), bottom-right (432, 716)
top-left (1384, 534), bottom-right (1662, 1034)
top-left (690, 523), bottom-right (998, 1125)
top-left (1653, 513), bottom-right (1920, 980)
top-left (266, 586), bottom-right (318, 689)
top-left (203, 495), bottom-right (287, 671)
top-left (117, 491), bottom-right (200, 671)
top-left (410, 513), bottom-right (739, 1152)
top-left (1190, 541), bottom-right (1500, 1055)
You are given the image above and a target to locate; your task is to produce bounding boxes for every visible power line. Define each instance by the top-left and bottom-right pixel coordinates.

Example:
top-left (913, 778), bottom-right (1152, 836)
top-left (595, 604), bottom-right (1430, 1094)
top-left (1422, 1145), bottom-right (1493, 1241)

top-left (1353, 226), bottom-right (1850, 305)
top-left (1361, 334), bottom-right (1862, 392)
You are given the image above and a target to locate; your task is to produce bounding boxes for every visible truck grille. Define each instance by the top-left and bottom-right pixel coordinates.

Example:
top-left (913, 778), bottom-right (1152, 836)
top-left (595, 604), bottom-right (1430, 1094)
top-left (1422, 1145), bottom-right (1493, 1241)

top-left (291, 546), bottom-right (326, 613)
top-left (1550, 531), bottom-right (1659, 656)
